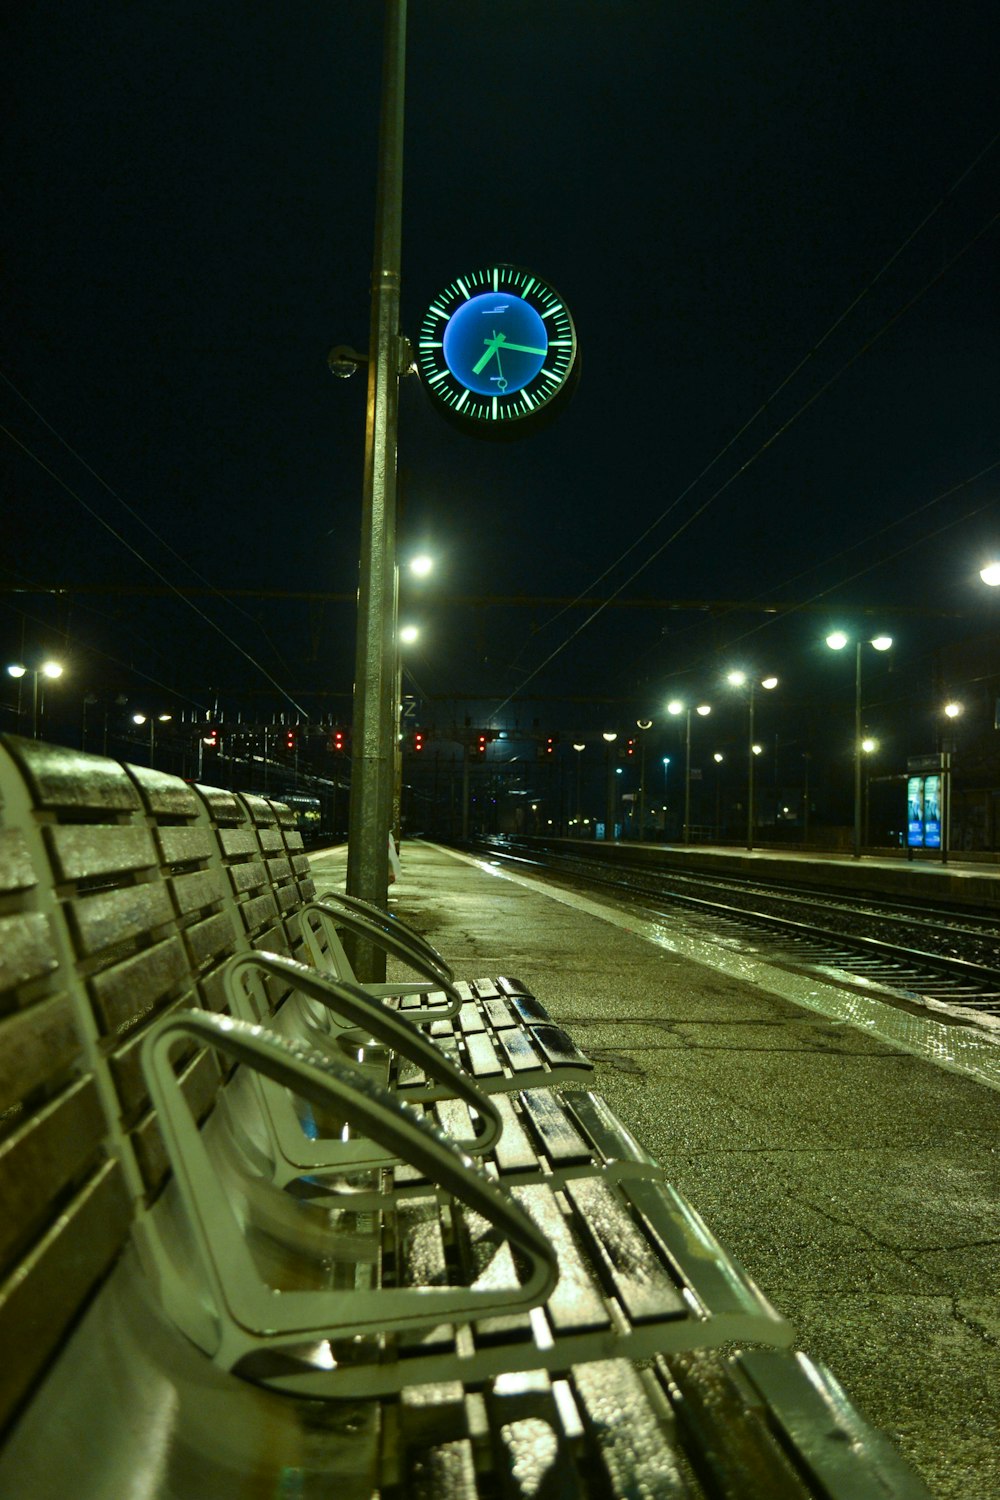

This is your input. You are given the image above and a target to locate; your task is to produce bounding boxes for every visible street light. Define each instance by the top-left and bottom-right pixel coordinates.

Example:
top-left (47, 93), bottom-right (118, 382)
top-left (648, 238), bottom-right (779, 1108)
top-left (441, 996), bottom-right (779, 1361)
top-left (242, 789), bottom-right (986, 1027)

top-left (667, 699), bottom-right (711, 844)
top-left (6, 659), bottom-right (64, 738)
top-left (825, 632), bottom-right (892, 858)
top-left (602, 731), bottom-right (618, 840)
top-left (979, 561), bottom-right (1000, 587)
top-left (132, 711), bottom-right (173, 768)
top-left (634, 719), bottom-right (653, 840)
top-left (726, 670), bottom-right (778, 850)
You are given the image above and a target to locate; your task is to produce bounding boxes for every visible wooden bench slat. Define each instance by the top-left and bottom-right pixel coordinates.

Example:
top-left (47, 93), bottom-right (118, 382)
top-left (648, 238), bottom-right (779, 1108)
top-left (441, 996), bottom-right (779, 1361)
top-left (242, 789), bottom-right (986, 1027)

top-left (571, 1360), bottom-right (694, 1498)
top-left (88, 936), bottom-right (190, 1035)
top-left (5, 739), bottom-right (140, 813)
top-left (510, 1185), bottom-right (611, 1335)
top-left (564, 1178), bottom-right (689, 1324)
top-left (0, 1077), bottom-right (106, 1273)
top-left (490, 1095), bottom-right (542, 1176)
top-left (517, 1089), bottom-right (591, 1165)
top-left (68, 882), bottom-right (174, 958)
top-left (465, 1032), bottom-right (505, 1079)
top-left (457, 1002), bottom-right (485, 1034)
top-left (0, 994), bottom-right (78, 1116)
top-left (0, 1159), bottom-right (131, 1433)
top-left (496, 1029), bottom-right (543, 1074)
top-left (0, 912), bottom-right (59, 997)
top-left (526, 1024), bottom-right (591, 1071)
top-left (169, 869), bottom-right (223, 915)
top-left (0, 829), bottom-right (36, 893)
top-left (156, 826), bottom-right (213, 865)
top-left (43, 825), bottom-right (156, 883)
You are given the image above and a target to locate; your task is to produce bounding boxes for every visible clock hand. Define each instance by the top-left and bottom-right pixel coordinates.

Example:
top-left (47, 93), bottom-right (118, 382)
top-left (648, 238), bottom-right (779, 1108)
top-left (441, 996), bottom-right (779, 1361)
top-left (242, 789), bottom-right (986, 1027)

top-left (495, 341), bottom-right (547, 356)
top-left (472, 332), bottom-right (504, 376)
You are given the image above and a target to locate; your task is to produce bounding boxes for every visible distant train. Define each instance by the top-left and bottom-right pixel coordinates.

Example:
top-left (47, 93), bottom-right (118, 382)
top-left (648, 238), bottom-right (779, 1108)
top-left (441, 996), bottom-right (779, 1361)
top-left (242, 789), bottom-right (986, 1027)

top-left (265, 792), bottom-right (323, 843)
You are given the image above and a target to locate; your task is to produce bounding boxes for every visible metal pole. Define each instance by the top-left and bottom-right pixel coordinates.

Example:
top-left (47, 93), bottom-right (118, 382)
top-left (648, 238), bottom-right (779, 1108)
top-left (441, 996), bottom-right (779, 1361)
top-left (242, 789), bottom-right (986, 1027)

top-left (853, 641), bottom-right (862, 858)
top-left (746, 686), bottom-right (755, 851)
top-left (683, 710), bottom-right (692, 844)
top-left (345, 0), bottom-right (406, 979)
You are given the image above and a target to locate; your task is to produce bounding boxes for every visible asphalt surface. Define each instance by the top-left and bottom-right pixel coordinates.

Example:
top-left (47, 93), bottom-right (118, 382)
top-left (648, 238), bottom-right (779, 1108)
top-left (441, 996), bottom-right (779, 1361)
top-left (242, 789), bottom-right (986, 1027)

top-left (312, 839), bottom-right (1000, 1500)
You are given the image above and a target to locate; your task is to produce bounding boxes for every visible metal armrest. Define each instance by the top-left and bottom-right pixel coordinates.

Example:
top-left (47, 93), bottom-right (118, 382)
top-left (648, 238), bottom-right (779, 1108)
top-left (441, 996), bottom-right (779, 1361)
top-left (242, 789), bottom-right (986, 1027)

top-left (136, 1010), bottom-right (557, 1378)
top-left (314, 888), bottom-right (454, 981)
top-left (224, 949), bottom-right (501, 1154)
top-left (299, 898), bottom-right (463, 1015)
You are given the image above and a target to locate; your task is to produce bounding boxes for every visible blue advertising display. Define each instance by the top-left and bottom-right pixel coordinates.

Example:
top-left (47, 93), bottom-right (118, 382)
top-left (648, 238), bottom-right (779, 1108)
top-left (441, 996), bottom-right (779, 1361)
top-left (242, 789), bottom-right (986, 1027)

top-left (907, 775), bottom-right (924, 848)
top-left (923, 774), bottom-right (942, 848)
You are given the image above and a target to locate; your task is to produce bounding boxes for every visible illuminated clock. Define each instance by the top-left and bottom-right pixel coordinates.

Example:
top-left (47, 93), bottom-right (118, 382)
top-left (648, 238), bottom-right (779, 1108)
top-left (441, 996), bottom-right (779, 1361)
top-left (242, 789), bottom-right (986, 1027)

top-left (417, 264), bottom-right (579, 439)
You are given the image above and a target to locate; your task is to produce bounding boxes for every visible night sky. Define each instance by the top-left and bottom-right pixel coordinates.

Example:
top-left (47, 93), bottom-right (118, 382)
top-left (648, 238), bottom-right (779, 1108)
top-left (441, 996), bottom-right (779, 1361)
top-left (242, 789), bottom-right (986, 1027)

top-left (4, 2), bottom-right (998, 746)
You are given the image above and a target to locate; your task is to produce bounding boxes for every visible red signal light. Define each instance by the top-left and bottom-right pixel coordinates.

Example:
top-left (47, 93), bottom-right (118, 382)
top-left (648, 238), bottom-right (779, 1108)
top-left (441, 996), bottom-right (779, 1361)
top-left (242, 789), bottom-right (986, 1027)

top-left (413, 731), bottom-right (425, 752)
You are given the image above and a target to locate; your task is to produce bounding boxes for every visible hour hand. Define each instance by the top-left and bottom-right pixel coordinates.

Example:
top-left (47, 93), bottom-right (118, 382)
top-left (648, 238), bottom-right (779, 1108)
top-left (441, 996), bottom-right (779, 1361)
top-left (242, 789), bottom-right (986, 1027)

top-left (472, 333), bottom-right (504, 376)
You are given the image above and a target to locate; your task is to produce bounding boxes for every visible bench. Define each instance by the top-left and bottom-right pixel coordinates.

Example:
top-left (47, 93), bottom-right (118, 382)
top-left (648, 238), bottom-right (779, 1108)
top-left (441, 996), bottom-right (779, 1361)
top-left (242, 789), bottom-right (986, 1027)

top-left (0, 734), bottom-right (933, 1497)
top-left (207, 784), bottom-right (597, 1099)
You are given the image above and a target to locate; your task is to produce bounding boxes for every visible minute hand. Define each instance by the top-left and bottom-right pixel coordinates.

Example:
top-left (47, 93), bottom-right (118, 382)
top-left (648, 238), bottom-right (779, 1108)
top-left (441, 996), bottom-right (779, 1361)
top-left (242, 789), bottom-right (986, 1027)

top-left (497, 341), bottom-right (547, 356)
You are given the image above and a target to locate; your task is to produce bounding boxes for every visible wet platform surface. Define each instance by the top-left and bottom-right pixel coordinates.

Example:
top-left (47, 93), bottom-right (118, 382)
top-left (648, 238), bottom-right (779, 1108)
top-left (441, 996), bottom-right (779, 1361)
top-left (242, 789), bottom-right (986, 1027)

top-left (312, 840), bottom-right (1000, 1500)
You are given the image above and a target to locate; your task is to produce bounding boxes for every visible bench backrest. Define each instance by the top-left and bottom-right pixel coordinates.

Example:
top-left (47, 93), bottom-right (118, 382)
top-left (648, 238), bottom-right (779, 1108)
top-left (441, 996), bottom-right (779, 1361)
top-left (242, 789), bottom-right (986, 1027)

top-left (0, 737), bottom-right (212, 1433)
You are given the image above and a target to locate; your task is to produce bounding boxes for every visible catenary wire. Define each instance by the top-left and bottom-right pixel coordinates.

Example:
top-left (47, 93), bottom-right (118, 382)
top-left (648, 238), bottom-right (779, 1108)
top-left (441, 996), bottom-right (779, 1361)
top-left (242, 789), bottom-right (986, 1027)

top-left (0, 423), bottom-right (311, 719)
top-left (493, 200), bottom-right (999, 715)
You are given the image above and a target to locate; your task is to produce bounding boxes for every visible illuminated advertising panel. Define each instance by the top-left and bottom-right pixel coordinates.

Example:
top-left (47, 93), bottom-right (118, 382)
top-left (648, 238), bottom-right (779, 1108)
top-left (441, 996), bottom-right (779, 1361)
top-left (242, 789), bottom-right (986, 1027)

top-left (923, 774), bottom-right (942, 848)
top-left (907, 776), bottom-right (924, 848)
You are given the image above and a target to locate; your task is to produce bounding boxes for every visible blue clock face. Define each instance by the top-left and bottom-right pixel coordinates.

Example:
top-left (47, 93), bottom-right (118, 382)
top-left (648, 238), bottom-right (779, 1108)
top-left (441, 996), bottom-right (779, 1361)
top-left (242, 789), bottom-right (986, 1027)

top-left (418, 265), bottom-right (579, 439)
top-left (442, 292), bottom-right (548, 397)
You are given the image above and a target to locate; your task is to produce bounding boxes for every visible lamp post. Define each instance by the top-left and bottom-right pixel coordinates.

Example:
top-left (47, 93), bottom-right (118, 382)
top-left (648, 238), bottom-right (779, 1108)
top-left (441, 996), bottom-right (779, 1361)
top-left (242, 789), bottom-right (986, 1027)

top-left (667, 699), bottom-right (711, 843)
top-left (132, 712), bottom-right (173, 768)
top-left (394, 621), bottom-right (420, 845)
top-left (825, 632), bottom-right (892, 859)
top-left (6, 659), bottom-right (64, 739)
top-left (635, 718), bottom-right (652, 840)
top-left (726, 671), bottom-right (777, 851)
top-left (572, 741), bottom-right (585, 829)
top-left (602, 731), bottom-right (618, 839)
top-left (345, 0), bottom-right (407, 979)
top-left (712, 751), bottom-right (724, 839)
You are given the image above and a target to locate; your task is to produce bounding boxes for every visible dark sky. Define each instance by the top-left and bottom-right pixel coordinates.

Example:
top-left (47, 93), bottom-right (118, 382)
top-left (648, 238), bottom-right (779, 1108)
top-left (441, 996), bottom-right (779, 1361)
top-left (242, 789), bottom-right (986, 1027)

top-left (4, 1), bottom-right (998, 735)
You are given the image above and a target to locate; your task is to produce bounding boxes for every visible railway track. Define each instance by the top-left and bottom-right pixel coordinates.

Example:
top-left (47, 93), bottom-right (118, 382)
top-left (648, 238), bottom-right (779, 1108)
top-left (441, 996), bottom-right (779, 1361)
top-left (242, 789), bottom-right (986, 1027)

top-left (466, 837), bottom-right (1000, 1028)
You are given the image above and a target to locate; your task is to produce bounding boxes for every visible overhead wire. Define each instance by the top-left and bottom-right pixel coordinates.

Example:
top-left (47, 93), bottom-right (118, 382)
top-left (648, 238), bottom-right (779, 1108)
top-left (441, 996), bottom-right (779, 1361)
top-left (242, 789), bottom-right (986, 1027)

top-left (0, 420), bottom-right (311, 719)
top-left (0, 367), bottom-right (297, 682)
top-left (497, 130), bottom-right (1000, 705)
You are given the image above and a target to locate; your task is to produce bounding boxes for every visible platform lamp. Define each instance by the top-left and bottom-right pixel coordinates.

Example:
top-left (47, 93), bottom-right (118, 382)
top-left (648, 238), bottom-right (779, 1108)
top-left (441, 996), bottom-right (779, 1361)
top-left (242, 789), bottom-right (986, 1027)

top-left (132, 712), bottom-right (172, 768)
top-left (602, 731), bottom-right (618, 840)
top-left (394, 623), bottom-right (420, 847)
top-left (635, 718), bottom-right (653, 841)
top-left (667, 699), bottom-right (711, 844)
top-left (979, 561), bottom-right (1000, 587)
top-left (572, 740), bottom-right (586, 829)
top-left (726, 671), bottom-right (778, 851)
top-left (825, 632), bottom-right (892, 859)
top-left (6, 659), bottom-right (64, 739)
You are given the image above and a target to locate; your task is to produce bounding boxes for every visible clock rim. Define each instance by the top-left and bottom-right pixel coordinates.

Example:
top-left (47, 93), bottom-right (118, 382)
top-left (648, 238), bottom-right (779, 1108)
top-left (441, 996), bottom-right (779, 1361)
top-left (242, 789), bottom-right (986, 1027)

top-left (417, 262), bottom-right (579, 440)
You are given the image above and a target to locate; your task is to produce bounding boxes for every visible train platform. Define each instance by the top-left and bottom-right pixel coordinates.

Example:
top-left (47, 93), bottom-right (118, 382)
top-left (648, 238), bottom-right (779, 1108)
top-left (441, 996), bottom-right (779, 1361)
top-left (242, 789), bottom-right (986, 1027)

top-left (547, 835), bottom-right (1000, 911)
top-left (312, 839), bottom-right (1000, 1500)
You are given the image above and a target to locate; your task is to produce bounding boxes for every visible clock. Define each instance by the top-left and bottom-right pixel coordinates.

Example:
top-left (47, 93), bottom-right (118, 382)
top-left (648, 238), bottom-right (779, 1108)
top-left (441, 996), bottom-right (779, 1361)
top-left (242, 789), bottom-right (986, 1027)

top-left (417, 264), bottom-right (579, 439)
